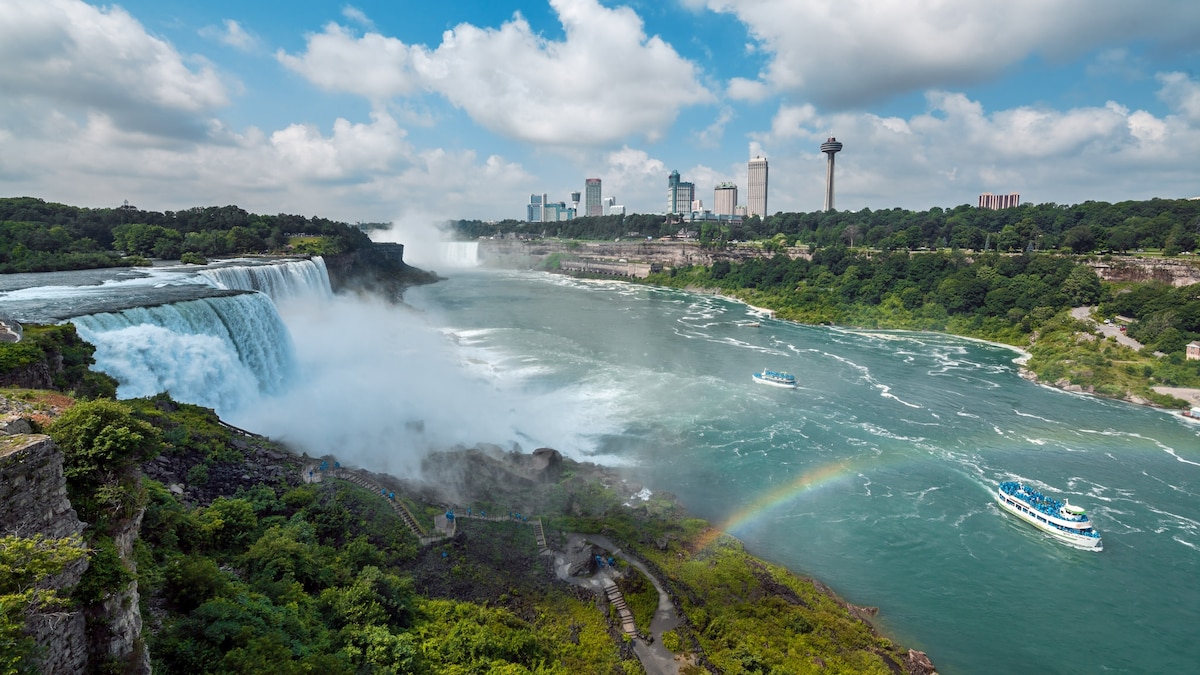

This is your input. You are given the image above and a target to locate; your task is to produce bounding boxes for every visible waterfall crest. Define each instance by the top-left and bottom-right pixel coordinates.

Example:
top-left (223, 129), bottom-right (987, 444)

top-left (198, 257), bottom-right (332, 301)
top-left (441, 242), bottom-right (480, 268)
top-left (71, 293), bottom-right (296, 415)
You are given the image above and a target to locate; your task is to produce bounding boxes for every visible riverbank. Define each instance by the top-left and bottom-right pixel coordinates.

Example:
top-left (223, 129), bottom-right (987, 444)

top-left (660, 280), bottom-right (1200, 415)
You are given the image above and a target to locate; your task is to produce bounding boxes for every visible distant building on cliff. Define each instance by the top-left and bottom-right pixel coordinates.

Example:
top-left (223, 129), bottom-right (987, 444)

top-left (979, 192), bottom-right (1020, 209)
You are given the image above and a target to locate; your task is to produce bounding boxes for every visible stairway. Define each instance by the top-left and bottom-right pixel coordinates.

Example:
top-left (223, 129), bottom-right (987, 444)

top-left (331, 469), bottom-right (426, 538)
top-left (533, 518), bottom-right (550, 553)
top-left (603, 579), bottom-right (638, 637)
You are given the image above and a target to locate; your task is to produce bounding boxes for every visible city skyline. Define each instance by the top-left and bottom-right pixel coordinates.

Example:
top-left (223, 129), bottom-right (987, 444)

top-left (2, 1), bottom-right (1199, 223)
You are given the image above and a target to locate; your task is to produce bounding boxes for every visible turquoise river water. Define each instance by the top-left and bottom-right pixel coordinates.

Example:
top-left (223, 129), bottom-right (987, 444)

top-left (404, 270), bottom-right (1200, 675)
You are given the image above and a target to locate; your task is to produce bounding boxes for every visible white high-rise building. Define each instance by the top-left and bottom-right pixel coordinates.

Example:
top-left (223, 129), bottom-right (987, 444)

top-left (747, 156), bottom-right (768, 218)
top-left (714, 182), bottom-right (737, 216)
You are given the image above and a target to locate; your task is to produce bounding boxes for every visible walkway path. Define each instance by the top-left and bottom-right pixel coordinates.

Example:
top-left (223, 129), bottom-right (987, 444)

top-left (304, 461), bottom-right (683, 673)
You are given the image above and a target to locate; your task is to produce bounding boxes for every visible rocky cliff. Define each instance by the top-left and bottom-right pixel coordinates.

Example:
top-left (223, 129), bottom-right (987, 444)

top-left (0, 434), bottom-right (90, 674)
top-left (323, 242), bottom-right (440, 300)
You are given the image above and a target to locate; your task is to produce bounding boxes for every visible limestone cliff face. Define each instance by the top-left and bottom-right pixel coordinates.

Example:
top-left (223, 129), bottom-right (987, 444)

top-left (88, 508), bottom-right (151, 675)
top-left (1089, 257), bottom-right (1200, 287)
top-left (0, 435), bottom-right (89, 674)
top-left (0, 432), bottom-right (150, 674)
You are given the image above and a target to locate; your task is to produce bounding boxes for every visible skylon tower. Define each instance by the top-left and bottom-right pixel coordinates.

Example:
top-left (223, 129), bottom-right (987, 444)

top-left (821, 137), bottom-right (843, 212)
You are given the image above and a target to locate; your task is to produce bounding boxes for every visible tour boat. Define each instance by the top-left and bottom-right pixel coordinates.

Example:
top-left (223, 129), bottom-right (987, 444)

top-left (1179, 407), bottom-right (1200, 423)
top-left (995, 481), bottom-right (1102, 550)
top-left (752, 369), bottom-right (797, 389)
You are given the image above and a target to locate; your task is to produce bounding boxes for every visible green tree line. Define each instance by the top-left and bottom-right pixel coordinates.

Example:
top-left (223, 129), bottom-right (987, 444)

top-left (0, 197), bottom-right (373, 273)
top-left (451, 198), bottom-right (1200, 254)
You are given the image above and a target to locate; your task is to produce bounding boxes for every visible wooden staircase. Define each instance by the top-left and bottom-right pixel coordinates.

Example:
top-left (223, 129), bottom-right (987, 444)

top-left (533, 518), bottom-right (550, 553)
top-left (603, 579), bottom-right (638, 637)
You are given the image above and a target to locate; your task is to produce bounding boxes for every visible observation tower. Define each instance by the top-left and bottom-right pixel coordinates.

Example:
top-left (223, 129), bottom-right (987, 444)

top-left (821, 137), bottom-right (843, 212)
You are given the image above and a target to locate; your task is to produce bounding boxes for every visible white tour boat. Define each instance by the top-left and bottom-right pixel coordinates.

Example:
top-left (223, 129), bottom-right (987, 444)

top-left (995, 481), bottom-right (1102, 551)
top-left (752, 369), bottom-right (797, 389)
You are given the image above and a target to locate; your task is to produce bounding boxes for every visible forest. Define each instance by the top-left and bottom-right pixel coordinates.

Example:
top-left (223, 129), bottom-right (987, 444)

top-left (0, 197), bottom-right (373, 273)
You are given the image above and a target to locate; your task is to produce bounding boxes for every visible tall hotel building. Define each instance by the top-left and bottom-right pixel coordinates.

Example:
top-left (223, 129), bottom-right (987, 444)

top-left (667, 170), bottom-right (695, 215)
top-left (747, 156), bottom-right (768, 218)
top-left (714, 182), bottom-right (737, 216)
top-left (978, 192), bottom-right (1020, 210)
top-left (585, 178), bottom-right (603, 216)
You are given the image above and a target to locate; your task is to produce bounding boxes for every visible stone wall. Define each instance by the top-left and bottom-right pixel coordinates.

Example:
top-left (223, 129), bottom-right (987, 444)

top-left (0, 435), bottom-right (90, 674)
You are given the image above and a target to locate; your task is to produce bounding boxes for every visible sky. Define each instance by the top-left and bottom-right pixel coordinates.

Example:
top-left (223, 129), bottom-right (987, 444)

top-left (1, 0), bottom-right (1199, 224)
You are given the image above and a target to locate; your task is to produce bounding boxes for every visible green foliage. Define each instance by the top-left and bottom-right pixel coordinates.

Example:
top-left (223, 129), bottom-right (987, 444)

top-left (661, 630), bottom-right (682, 653)
top-left (162, 556), bottom-right (228, 612)
top-left (179, 251), bottom-right (207, 265)
top-left (0, 534), bottom-right (88, 675)
top-left (0, 324), bottom-right (117, 398)
top-left (0, 197), bottom-right (371, 273)
top-left (615, 567), bottom-right (658, 631)
top-left (73, 535), bottom-right (133, 605)
top-left (48, 399), bottom-right (160, 523)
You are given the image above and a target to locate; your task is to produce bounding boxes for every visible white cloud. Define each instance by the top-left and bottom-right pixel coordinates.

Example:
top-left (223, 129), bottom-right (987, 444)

top-left (696, 107), bottom-right (735, 147)
top-left (0, 103), bottom-right (531, 221)
top-left (200, 19), bottom-right (258, 52)
top-left (277, 23), bottom-right (421, 100)
top-left (341, 5), bottom-right (375, 30)
top-left (413, 0), bottom-right (712, 144)
top-left (727, 76), bottom-right (770, 102)
top-left (280, 0), bottom-right (713, 145)
top-left (0, 0), bottom-right (227, 139)
top-left (701, 0), bottom-right (1200, 108)
top-left (1157, 71), bottom-right (1200, 123)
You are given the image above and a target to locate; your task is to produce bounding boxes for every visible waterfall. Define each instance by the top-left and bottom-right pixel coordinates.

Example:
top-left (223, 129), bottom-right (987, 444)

top-left (71, 293), bottom-right (296, 416)
top-left (197, 257), bottom-right (333, 301)
top-left (441, 242), bottom-right (480, 268)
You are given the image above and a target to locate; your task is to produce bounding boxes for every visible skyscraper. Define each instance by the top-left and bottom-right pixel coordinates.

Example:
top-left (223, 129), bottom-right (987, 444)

top-left (714, 182), bottom-right (737, 216)
top-left (747, 156), bottom-right (768, 218)
top-left (526, 193), bottom-right (543, 223)
top-left (667, 170), bottom-right (694, 214)
top-left (585, 178), bottom-right (602, 217)
top-left (821, 137), bottom-right (843, 212)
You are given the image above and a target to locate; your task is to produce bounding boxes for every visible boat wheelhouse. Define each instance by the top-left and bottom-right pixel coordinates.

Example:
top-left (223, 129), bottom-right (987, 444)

top-left (995, 481), bottom-right (1102, 551)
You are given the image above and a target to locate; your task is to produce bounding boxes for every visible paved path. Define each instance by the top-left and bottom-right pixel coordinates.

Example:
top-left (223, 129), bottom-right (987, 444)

top-left (1071, 306), bottom-right (1144, 350)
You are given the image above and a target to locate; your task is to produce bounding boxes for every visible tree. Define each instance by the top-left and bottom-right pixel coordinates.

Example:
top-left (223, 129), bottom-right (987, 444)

top-left (1063, 225), bottom-right (1095, 253)
top-left (48, 399), bottom-right (160, 522)
top-left (0, 534), bottom-right (88, 674)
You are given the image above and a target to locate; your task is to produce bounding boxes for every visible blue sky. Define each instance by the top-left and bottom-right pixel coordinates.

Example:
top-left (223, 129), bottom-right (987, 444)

top-left (2, 0), bottom-right (1199, 224)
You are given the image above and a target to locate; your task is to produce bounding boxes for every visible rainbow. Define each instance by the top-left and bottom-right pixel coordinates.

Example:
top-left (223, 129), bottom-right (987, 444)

top-left (693, 460), bottom-right (861, 551)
